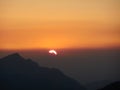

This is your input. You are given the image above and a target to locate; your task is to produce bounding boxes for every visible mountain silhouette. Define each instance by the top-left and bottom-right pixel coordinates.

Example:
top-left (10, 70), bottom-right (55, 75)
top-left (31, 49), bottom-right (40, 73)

top-left (85, 80), bottom-right (113, 90)
top-left (0, 53), bottom-right (86, 90)
top-left (97, 81), bottom-right (120, 90)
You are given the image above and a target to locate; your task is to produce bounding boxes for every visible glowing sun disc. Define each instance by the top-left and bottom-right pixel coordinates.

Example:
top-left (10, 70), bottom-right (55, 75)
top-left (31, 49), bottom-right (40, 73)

top-left (49, 50), bottom-right (57, 55)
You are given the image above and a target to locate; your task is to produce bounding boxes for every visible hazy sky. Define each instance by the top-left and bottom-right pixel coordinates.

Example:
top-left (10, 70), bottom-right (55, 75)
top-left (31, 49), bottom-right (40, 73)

top-left (0, 0), bottom-right (120, 49)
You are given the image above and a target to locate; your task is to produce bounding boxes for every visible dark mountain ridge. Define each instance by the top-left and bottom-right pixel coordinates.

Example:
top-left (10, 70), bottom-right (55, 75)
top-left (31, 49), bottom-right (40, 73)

top-left (85, 80), bottom-right (114, 90)
top-left (98, 81), bottom-right (120, 90)
top-left (0, 53), bottom-right (86, 90)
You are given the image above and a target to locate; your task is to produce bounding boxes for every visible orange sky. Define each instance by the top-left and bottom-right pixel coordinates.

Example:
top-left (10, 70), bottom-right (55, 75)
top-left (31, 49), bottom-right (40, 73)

top-left (0, 0), bottom-right (120, 49)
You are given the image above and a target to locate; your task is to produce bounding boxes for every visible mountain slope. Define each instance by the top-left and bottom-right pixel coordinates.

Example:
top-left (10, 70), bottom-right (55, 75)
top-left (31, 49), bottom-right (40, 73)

top-left (0, 53), bottom-right (86, 90)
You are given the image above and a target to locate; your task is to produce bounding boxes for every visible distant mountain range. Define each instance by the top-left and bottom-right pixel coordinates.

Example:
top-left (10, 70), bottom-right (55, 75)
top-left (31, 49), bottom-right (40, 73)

top-left (0, 53), bottom-right (120, 90)
top-left (0, 53), bottom-right (86, 90)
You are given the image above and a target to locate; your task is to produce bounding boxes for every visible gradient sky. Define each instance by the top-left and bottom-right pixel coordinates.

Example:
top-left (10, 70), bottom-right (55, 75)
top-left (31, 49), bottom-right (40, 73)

top-left (0, 0), bottom-right (120, 49)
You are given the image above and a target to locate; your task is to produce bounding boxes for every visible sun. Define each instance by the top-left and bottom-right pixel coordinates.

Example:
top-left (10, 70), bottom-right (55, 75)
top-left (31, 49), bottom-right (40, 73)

top-left (49, 50), bottom-right (57, 55)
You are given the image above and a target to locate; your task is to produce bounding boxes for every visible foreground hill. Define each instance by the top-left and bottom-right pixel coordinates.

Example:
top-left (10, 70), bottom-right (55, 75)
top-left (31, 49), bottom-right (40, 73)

top-left (0, 53), bottom-right (86, 90)
top-left (97, 81), bottom-right (120, 90)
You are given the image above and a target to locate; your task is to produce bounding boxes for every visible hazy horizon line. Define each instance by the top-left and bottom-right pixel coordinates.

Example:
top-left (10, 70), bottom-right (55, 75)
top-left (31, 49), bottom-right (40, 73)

top-left (0, 46), bottom-right (120, 51)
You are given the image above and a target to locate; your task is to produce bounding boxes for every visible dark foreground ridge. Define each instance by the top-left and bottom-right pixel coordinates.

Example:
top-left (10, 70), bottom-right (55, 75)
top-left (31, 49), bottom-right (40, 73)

top-left (0, 53), bottom-right (86, 90)
top-left (97, 81), bottom-right (120, 90)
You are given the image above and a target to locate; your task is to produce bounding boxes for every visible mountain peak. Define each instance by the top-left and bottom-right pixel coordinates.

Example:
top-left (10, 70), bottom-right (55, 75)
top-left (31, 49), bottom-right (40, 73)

top-left (9, 53), bottom-right (21, 57)
top-left (0, 53), bottom-right (86, 90)
top-left (1, 53), bottom-right (24, 61)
